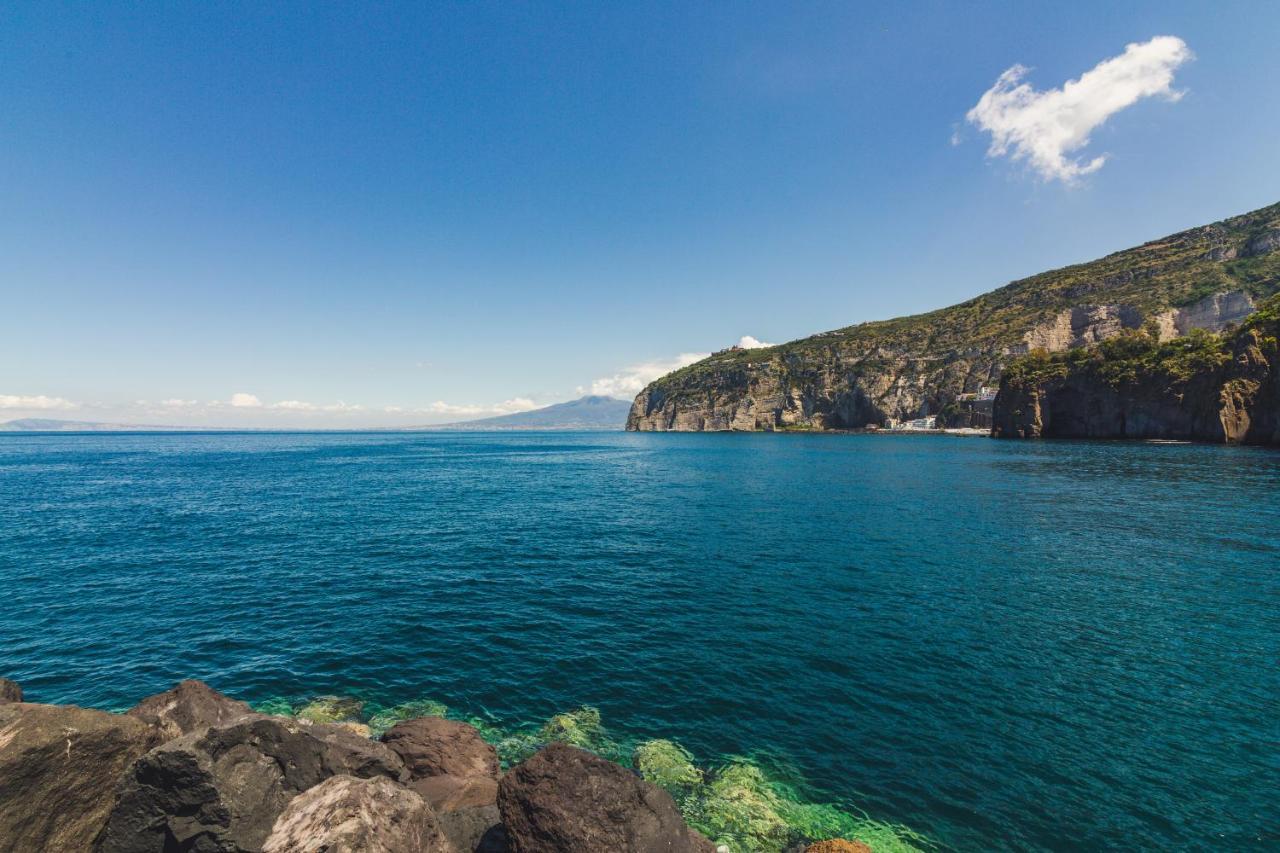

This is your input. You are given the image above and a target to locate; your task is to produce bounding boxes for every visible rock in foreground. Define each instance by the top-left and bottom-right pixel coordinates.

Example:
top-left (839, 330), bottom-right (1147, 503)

top-left (0, 702), bottom-right (152, 851)
top-left (98, 714), bottom-right (408, 852)
top-left (0, 678), bottom-right (21, 703)
top-left (383, 717), bottom-right (500, 785)
top-left (262, 774), bottom-right (454, 853)
top-left (383, 718), bottom-right (506, 853)
top-left (127, 678), bottom-right (254, 742)
top-left (498, 743), bottom-right (714, 853)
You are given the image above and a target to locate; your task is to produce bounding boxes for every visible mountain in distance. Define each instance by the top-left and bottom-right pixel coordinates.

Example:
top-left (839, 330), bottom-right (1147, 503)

top-left (0, 418), bottom-right (201, 432)
top-left (628, 200), bottom-right (1280, 431)
top-left (1, 397), bottom-right (634, 433)
top-left (423, 395), bottom-right (632, 431)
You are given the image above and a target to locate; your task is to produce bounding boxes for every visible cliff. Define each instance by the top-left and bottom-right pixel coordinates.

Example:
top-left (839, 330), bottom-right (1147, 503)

top-left (991, 295), bottom-right (1280, 444)
top-left (627, 202), bottom-right (1280, 431)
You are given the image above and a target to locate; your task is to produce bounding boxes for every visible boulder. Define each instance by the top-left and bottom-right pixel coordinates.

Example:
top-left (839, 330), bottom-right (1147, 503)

top-left (805, 841), bottom-right (872, 853)
top-left (383, 717), bottom-right (499, 783)
top-left (413, 775), bottom-right (499, 812)
top-left (436, 804), bottom-right (508, 853)
top-left (418, 779), bottom-right (504, 852)
top-left (497, 743), bottom-right (714, 853)
top-left (381, 718), bottom-right (505, 853)
top-left (0, 678), bottom-right (21, 703)
top-left (126, 679), bottom-right (253, 743)
top-left (97, 714), bottom-right (408, 852)
top-left (262, 774), bottom-right (453, 853)
top-left (0, 702), bottom-right (152, 851)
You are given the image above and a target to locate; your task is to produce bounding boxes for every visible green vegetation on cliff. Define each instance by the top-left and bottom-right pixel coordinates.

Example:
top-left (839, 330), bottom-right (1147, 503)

top-left (699, 202), bottom-right (1280, 372)
top-left (993, 293), bottom-right (1280, 443)
top-left (631, 201), bottom-right (1280, 431)
top-left (1002, 293), bottom-right (1280, 392)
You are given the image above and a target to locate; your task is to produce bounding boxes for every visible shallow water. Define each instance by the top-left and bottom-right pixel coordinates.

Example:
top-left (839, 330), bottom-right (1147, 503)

top-left (1, 431), bottom-right (1277, 850)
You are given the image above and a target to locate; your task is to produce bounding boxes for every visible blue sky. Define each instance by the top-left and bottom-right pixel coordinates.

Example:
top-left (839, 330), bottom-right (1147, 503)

top-left (3, 2), bottom-right (1279, 426)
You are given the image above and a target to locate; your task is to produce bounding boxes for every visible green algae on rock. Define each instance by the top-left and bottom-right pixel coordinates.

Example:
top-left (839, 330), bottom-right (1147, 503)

top-left (366, 699), bottom-right (450, 737)
top-left (245, 693), bottom-right (927, 853)
top-left (296, 695), bottom-right (365, 725)
top-left (634, 739), bottom-right (704, 795)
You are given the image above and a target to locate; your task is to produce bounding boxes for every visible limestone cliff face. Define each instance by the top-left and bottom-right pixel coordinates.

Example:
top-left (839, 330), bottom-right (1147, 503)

top-left (628, 205), bottom-right (1280, 432)
top-left (1018, 305), bottom-right (1144, 353)
top-left (1154, 291), bottom-right (1257, 340)
top-left (627, 342), bottom-right (1000, 431)
top-left (991, 307), bottom-right (1280, 445)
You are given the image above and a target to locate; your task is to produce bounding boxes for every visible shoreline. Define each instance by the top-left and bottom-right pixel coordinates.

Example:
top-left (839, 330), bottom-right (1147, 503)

top-left (0, 679), bottom-right (926, 853)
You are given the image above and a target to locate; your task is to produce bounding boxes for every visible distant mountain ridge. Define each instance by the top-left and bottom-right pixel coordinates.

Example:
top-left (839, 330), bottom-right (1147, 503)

top-left (628, 200), bottom-right (1280, 431)
top-left (0, 418), bottom-right (200, 432)
top-left (0, 397), bottom-right (633, 433)
top-left (422, 395), bottom-right (631, 430)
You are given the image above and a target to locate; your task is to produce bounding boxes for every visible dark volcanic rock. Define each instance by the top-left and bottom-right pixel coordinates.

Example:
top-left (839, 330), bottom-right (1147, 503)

top-left (0, 678), bottom-right (21, 703)
top-left (0, 702), bottom-right (152, 851)
top-left (262, 774), bottom-right (454, 853)
top-left (435, 803), bottom-right (508, 853)
top-left (127, 679), bottom-right (253, 743)
top-left (498, 743), bottom-right (714, 853)
top-left (383, 717), bottom-right (500, 783)
top-left (382, 718), bottom-right (505, 852)
top-left (413, 775), bottom-right (499, 812)
top-left (97, 714), bottom-right (408, 853)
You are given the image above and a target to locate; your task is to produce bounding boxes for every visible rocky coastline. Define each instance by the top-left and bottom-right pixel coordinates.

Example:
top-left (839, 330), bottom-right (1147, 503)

top-left (626, 202), bottom-right (1280, 433)
top-left (991, 294), bottom-right (1280, 444)
top-left (0, 679), bottom-right (901, 853)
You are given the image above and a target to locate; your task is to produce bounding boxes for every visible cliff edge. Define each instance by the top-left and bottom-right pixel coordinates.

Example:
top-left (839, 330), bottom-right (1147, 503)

top-left (990, 294), bottom-right (1280, 444)
top-left (627, 202), bottom-right (1280, 431)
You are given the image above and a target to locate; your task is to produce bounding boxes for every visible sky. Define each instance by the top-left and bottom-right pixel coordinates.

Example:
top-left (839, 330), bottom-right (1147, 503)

top-left (3, 2), bottom-right (1280, 427)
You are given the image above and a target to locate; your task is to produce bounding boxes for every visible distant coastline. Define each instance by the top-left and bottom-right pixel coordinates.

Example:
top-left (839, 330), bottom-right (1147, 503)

top-left (0, 396), bottom-right (633, 434)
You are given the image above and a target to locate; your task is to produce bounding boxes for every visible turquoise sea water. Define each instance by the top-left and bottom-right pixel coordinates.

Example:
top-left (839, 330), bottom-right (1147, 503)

top-left (1, 432), bottom-right (1276, 850)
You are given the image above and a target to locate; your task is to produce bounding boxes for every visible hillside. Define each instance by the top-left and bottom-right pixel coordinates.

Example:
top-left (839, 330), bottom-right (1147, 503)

top-left (424, 395), bottom-right (631, 431)
top-left (627, 201), bottom-right (1280, 431)
top-left (991, 293), bottom-right (1280, 444)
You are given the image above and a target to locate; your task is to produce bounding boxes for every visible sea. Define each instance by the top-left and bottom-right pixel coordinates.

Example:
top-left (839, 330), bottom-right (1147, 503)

top-left (1, 431), bottom-right (1276, 851)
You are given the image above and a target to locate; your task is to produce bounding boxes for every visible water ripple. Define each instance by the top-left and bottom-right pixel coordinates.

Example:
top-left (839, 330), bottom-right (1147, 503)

top-left (1, 431), bottom-right (1277, 851)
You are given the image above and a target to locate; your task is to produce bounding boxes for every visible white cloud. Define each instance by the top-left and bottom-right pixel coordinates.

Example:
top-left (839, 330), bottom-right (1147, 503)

top-left (736, 335), bottom-right (775, 349)
top-left (966, 36), bottom-right (1192, 183)
top-left (586, 352), bottom-right (709, 399)
top-left (494, 397), bottom-right (537, 414)
top-left (428, 401), bottom-right (487, 416)
top-left (0, 394), bottom-right (77, 410)
top-left (229, 392), bottom-right (262, 408)
top-left (426, 397), bottom-right (538, 417)
top-left (160, 398), bottom-right (198, 407)
top-left (318, 401), bottom-right (365, 413)
top-left (267, 399), bottom-right (365, 413)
